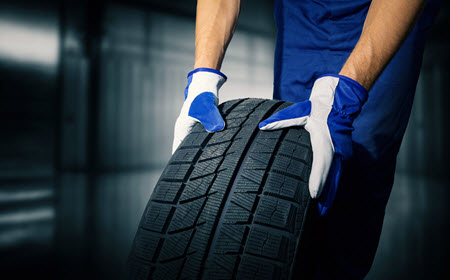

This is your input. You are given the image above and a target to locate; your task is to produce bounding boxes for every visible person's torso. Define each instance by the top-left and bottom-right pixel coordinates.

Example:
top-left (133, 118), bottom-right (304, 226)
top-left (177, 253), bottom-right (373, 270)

top-left (273, 0), bottom-right (440, 161)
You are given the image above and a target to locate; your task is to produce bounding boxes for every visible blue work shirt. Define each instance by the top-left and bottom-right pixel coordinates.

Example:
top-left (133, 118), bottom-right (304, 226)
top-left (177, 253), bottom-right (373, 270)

top-left (272, 0), bottom-right (440, 278)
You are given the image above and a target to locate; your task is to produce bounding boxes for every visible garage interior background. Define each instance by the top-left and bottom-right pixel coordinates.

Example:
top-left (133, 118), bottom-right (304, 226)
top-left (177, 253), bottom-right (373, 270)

top-left (0, 0), bottom-right (449, 279)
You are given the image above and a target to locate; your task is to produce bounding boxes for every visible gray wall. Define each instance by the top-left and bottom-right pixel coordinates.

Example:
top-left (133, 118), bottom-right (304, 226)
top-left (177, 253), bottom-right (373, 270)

top-left (0, 1), bottom-right (59, 276)
top-left (0, 0), bottom-right (449, 279)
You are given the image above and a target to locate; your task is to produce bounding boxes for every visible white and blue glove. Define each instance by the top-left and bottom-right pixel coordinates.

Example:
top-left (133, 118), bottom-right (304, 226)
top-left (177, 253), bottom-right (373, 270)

top-left (259, 75), bottom-right (368, 215)
top-left (172, 68), bottom-right (227, 154)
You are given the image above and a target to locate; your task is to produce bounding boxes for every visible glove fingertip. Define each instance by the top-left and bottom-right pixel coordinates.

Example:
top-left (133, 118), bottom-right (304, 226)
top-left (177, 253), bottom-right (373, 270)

top-left (308, 176), bottom-right (322, 199)
top-left (202, 108), bottom-right (225, 132)
top-left (259, 119), bottom-right (280, 130)
top-left (204, 119), bottom-right (225, 133)
top-left (258, 121), bottom-right (269, 130)
top-left (309, 188), bottom-right (319, 199)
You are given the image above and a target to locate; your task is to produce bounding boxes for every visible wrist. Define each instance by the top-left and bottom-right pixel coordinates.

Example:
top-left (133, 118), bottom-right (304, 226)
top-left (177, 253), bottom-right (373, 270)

top-left (338, 68), bottom-right (371, 92)
top-left (339, 40), bottom-right (378, 91)
top-left (193, 60), bottom-right (222, 71)
top-left (194, 40), bottom-right (226, 71)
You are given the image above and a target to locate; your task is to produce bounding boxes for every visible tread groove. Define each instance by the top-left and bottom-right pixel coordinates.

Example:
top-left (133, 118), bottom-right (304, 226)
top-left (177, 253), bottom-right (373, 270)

top-left (277, 152), bottom-right (311, 166)
top-left (244, 252), bottom-right (287, 266)
top-left (271, 169), bottom-right (307, 183)
top-left (262, 192), bottom-right (300, 206)
top-left (179, 191), bottom-right (218, 205)
top-left (284, 138), bottom-right (310, 149)
top-left (167, 221), bottom-right (206, 235)
top-left (253, 221), bottom-right (292, 234)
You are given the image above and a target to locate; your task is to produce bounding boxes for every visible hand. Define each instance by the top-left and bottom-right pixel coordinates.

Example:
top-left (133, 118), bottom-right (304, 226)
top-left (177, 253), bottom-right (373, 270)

top-left (259, 75), bottom-right (368, 215)
top-left (172, 68), bottom-right (227, 154)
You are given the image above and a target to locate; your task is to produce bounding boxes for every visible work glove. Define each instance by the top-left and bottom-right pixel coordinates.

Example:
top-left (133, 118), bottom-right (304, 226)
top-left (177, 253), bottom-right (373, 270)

top-left (172, 68), bottom-right (227, 154)
top-left (259, 75), bottom-right (368, 215)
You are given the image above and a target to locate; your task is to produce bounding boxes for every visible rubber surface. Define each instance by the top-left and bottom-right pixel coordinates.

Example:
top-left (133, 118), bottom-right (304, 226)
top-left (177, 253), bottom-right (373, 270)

top-left (127, 98), bottom-right (314, 280)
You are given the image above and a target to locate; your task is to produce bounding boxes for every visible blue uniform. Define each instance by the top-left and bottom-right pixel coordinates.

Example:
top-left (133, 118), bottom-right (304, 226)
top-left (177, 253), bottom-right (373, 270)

top-left (273, 0), bottom-right (440, 278)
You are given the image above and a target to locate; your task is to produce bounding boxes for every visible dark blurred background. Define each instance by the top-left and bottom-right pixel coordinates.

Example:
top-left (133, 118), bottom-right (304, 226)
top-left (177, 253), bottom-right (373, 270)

top-left (0, 0), bottom-right (448, 279)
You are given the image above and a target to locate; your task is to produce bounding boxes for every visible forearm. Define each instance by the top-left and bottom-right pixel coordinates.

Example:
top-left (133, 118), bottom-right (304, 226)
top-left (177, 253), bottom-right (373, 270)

top-left (194, 0), bottom-right (241, 70)
top-left (339, 0), bottom-right (425, 91)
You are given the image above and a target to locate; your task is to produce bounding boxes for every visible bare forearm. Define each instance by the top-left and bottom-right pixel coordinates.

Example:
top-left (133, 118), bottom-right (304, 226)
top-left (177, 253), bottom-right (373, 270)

top-left (194, 0), bottom-right (241, 70)
top-left (339, 0), bottom-right (425, 91)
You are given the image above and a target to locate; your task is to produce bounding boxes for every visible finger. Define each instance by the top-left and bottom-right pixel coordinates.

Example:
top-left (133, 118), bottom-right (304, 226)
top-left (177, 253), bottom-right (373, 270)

top-left (259, 115), bottom-right (308, 130)
top-left (172, 115), bottom-right (197, 154)
top-left (188, 92), bottom-right (225, 132)
top-left (192, 104), bottom-right (225, 132)
top-left (259, 101), bottom-right (311, 130)
top-left (305, 120), bottom-right (334, 198)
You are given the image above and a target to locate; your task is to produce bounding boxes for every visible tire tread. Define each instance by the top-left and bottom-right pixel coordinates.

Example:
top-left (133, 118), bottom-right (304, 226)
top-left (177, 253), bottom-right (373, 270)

top-left (127, 99), bottom-right (313, 280)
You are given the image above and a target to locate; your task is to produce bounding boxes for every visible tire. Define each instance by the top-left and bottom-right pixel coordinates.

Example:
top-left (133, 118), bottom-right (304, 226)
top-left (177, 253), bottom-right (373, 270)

top-left (127, 98), bottom-right (315, 280)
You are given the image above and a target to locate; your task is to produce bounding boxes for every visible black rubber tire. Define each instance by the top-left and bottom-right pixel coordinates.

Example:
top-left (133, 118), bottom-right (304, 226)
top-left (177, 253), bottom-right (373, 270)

top-left (127, 98), bottom-right (314, 280)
